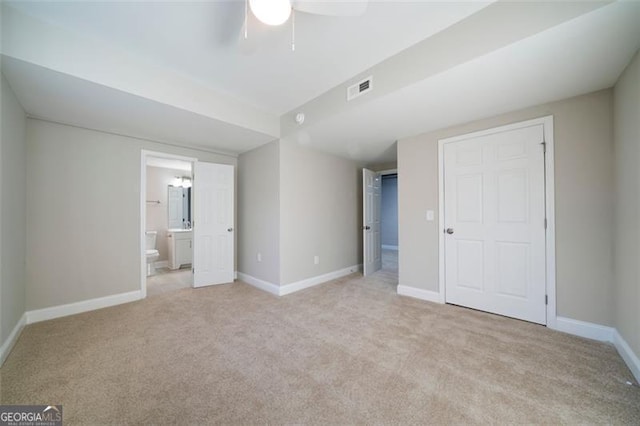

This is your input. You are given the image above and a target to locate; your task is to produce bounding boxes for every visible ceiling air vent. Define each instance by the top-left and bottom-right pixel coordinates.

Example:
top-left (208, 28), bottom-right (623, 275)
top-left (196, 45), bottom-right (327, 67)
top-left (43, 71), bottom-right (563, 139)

top-left (347, 76), bottom-right (373, 101)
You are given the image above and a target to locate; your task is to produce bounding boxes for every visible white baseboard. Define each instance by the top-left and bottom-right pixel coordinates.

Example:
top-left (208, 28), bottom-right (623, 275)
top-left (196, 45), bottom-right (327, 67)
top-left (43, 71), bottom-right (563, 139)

top-left (236, 272), bottom-right (280, 296)
top-left (26, 290), bottom-right (143, 324)
top-left (397, 285), bottom-right (444, 304)
top-left (382, 245), bottom-right (398, 251)
top-left (238, 265), bottom-right (361, 297)
top-left (279, 264), bottom-right (361, 296)
top-left (154, 260), bottom-right (169, 269)
top-left (554, 317), bottom-right (640, 383)
top-left (613, 329), bottom-right (640, 383)
top-left (554, 317), bottom-right (615, 342)
top-left (0, 312), bottom-right (27, 367)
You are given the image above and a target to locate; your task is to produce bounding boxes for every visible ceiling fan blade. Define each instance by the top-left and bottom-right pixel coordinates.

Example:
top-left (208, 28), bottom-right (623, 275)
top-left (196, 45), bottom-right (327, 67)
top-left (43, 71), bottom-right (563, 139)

top-left (292, 0), bottom-right (368, 17)
top-left (214, 1), bottom-right (246, 45)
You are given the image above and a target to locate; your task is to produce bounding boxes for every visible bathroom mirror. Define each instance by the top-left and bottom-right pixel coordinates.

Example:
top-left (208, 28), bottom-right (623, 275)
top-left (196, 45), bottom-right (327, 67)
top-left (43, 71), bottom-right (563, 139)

top-left (168, 186), bottom-right (191, 229)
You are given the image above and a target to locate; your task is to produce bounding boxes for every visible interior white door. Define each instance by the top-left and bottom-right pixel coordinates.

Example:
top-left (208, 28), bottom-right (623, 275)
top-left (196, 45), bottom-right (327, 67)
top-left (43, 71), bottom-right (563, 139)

top-left (443, 124), bottom-right (546, 324)
top-left (193, 162), bottom-right (234, 287)
top-left (167, 186), bottom-right (184, 229)
top-left (363, 168), bottom-right (382, 276)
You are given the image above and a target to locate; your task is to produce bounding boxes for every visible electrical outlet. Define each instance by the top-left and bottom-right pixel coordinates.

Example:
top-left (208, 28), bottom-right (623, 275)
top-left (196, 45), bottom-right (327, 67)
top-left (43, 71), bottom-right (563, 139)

top-left (257, 253), bottom-right (262, 262)
top-left (314, 255), bottom-right (319, 265)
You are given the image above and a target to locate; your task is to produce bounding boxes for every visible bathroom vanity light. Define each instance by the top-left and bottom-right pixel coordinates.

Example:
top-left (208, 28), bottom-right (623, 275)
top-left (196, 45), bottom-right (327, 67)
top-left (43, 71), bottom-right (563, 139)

top-left (171, 176), bottom-right (192, 188)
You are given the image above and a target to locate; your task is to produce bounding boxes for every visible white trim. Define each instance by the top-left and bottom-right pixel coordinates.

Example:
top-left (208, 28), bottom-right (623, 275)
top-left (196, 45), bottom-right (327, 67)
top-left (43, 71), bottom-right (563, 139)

top-left (140, 150), bottom-right (197, 300)
top-left (554, 316), bottom-right (614, 342)
top-left (438, 141), bottom-right (446, 301)
top-left (613, 330), bottom-right (640, 383)
top-left (26, 291), bottom-right (142, 324)
top-left (381, 245), bottom-right (398, 251)
top-left (280, 265), bottom-right (361, 296)
top-left (0, 313), bottom-right (27, 367)
top-left (238, 265), bottom-right (361, 297)
top-left (397, 285), bottom-right (445, 304)
top-left (378, 168), bottom-right (398, 176)
top-left (154, 260), bottom-right (169, 269)
top-left (542, 117), bottom-right (557, 329)
top-left (437, 116), bottom-right (556, 326)
top-left (236, 272), bottom-right (280, 296)
top-left (234, 271), bottom-right (238, 280)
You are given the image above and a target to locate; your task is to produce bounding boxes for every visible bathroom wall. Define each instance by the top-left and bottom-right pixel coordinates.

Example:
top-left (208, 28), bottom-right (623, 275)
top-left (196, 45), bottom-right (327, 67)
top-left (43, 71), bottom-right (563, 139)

top-left (146, 165), bottom-right (191, 263)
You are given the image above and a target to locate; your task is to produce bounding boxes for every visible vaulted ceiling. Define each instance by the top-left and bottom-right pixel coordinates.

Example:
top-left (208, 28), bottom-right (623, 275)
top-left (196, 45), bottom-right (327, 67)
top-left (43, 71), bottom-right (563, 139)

top-left (2, 1), bottom-right (639, 164)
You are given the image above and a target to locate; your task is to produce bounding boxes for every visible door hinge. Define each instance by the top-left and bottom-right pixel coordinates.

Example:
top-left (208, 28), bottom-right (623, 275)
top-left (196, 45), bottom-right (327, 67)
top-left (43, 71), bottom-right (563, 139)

top-left (541, 141), bottom-right (546, 153)
top-left (544, 218), bottom-right (547, 229)
top-left (545, 295), bottom-right (548, 305)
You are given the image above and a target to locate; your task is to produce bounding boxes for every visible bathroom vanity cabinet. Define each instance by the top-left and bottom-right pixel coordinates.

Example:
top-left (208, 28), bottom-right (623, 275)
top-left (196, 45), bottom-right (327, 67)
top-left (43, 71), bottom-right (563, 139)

top-left (167, 229), bottom-right (193, 270)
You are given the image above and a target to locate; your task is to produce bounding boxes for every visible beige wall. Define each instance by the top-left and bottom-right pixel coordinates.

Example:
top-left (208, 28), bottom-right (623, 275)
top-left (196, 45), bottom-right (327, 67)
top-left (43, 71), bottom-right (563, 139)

top-left (1, 72), bottom-right (27, 345)
top-left (369, 162), bottom-right (397, 172)
top-left (25, 119), bottom-right (236, 310)
top-left (613, 50), bottom-right (640, 356)
top-left (398, 89), bottom-right (614, 326)
top-left (145, 166), bottom-right (190, 262)
top-left (237, 140), bottom-right (280, 284)
top-left (279, 139), bottom-right (361, 285)
top-left (238, 139), bottom-right (361, 286)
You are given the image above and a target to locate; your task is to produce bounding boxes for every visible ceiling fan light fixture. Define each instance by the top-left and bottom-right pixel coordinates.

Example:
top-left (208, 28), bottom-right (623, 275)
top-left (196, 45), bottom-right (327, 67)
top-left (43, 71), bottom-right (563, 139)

top-left (249, 0), bottom-right (292, 26)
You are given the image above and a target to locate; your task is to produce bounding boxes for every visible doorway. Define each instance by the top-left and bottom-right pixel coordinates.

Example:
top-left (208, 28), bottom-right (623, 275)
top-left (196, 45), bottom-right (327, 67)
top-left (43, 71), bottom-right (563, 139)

top-left (142, 153), bottom-right (195, 297)
top-left (362, 168), bottom-right (399, 289)
top-left (381, 173), bottom-right (398, 273)
top-left (438, 116), bottom-right (556, 325)
top-left (140, 151), bottom-right (236, 298)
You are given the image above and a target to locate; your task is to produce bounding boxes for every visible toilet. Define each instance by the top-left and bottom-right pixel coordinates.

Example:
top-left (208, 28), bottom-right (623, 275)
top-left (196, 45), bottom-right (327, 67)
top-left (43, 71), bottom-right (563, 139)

top-left (145, 230), bottom-right (160, 276)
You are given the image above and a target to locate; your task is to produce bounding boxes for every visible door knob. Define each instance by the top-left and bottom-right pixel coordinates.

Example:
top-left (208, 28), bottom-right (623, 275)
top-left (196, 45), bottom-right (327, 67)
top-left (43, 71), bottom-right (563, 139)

top-left (227, 227), bottom-right (233, 232)
top-left (446, 228), bottom-right (454, 234)
top-left (363, 225), bottom-right (371, 230)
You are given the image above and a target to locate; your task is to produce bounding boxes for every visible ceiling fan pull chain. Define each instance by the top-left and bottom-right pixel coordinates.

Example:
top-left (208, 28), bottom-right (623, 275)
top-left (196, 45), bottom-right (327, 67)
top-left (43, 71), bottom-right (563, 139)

top-left (244, 0), bottom-right (248, 39)
top-left (291, 8), bottom-right (295, 51)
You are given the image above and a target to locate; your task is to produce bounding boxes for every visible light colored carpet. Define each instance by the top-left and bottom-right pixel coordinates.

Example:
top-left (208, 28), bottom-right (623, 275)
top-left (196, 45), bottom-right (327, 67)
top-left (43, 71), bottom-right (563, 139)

top-left (1, 269), bottom-right (639, 424)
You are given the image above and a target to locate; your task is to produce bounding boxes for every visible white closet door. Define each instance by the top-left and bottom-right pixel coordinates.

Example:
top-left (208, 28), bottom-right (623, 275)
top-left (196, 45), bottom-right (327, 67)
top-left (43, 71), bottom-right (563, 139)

top-left (443, 125), bottom-right (546, 324)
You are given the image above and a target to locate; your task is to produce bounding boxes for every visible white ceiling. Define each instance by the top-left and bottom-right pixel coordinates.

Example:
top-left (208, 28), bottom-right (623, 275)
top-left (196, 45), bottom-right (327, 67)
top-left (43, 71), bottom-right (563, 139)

top-left (1, 56), bottom-right (274, 155)
top-left (288, 0), bottom-right (640, 163)
top-left (6, 0), bottom-right (491, 114)
top-left (147, 157), bottom-right (192, 172)
top-left (1, 1), bottom-right (639, 164)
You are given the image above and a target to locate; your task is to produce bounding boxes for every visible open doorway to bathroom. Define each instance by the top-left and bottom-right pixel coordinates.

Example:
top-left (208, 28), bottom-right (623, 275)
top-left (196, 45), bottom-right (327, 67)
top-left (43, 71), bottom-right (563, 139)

top-left (142, 152), bottom-right (195, 297)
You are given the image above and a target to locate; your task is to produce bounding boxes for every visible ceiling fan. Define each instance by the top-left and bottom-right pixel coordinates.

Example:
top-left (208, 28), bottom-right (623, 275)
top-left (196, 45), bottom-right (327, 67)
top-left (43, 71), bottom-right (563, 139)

top-left (242, 0), bottom-right (369, 50)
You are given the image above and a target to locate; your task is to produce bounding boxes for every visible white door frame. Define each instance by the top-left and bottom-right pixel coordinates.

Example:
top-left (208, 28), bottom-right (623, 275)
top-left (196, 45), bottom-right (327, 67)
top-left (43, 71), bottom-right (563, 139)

top-left (140, 149), bottom-right (197, 299)
top-left (437, 116), bottom-right (556, 328)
